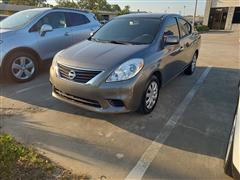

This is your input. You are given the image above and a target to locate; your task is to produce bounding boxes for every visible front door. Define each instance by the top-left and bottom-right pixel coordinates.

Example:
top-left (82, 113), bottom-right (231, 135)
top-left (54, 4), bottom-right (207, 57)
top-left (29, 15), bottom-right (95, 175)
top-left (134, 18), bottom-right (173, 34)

top-left (32, 12), bottom-right (73, 60)
top-left (161, 17), bottom-right (185, 83)
top-left (208, 8), bottom-right (228, 30)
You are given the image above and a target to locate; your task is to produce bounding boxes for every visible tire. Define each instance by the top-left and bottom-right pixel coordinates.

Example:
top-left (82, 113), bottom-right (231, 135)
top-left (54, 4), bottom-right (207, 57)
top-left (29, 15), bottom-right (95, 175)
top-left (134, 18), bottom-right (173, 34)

top-left (138, 75), bottom-right (160, 114)
top-left (184, 53), bottom-right (197, 75)
top-left (4, 51), bottom-right (38, 83)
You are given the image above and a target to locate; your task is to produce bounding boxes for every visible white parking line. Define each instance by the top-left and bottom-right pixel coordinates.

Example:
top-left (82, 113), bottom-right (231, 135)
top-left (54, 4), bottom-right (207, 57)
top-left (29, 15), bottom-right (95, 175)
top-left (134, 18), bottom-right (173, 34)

top-left (14, 82), bottom-right (49, 95)
top-left (125, 67), bottom-right (212, 180)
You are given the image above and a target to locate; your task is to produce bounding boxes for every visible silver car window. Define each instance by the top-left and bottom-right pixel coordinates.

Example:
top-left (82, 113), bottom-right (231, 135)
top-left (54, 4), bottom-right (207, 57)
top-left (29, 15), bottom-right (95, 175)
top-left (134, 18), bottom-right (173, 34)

top-left (32, 12), bottom-right (67, 31)
top-left (0, 10), bottom-right (43, 29)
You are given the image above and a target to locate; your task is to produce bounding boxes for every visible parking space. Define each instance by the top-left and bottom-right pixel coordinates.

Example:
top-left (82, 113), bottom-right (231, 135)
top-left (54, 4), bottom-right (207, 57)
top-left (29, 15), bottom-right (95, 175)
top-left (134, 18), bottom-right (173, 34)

top-left (0, 32), bottom-right (239, 179)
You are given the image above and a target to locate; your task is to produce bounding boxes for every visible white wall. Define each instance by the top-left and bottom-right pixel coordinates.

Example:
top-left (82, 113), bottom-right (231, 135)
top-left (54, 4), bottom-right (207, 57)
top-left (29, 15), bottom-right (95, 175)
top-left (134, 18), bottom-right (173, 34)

top-left (212, 0), bottom-right (240, 8)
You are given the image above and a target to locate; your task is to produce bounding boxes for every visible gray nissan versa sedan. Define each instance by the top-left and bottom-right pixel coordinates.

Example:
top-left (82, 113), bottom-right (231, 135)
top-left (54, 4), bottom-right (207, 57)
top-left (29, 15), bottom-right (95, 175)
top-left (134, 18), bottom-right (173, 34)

top-left (50, 13), bottom-right (201, 114)
top-left (0, 8), bottom-right (100, 82)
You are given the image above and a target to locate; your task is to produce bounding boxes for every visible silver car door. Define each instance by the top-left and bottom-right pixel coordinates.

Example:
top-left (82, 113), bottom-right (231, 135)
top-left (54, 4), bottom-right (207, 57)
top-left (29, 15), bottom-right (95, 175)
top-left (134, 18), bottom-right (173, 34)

top-left (32, 12), bottom-right (72, 60)
top-left (66, 12), bottom-right (94, 45)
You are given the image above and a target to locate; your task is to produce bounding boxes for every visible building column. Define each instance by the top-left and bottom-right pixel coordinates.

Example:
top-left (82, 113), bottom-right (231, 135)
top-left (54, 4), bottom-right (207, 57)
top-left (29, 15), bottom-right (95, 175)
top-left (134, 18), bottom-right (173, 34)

top-left (225, 7), bottom-right (235, 30)
top-left (203, 0), bottom-right (212, 26)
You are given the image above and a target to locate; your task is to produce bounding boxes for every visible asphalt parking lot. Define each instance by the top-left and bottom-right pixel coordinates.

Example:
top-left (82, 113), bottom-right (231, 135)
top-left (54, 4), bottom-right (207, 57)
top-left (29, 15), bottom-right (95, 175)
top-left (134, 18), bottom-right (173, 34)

top-left (0, 32), bottom-right (239, 179)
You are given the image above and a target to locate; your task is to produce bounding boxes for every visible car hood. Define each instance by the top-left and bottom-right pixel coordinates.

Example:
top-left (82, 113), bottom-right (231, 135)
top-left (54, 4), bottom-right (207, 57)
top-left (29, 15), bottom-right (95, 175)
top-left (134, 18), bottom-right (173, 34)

top-left (57, 40), bottom-right (149, 70)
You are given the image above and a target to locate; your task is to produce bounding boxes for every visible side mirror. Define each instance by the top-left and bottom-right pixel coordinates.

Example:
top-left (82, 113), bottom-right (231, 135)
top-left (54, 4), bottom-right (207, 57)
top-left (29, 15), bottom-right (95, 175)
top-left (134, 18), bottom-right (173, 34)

top-left (90, 32), bottom-right (94, 36)
top-left (40, 24), bottom-right (53, 36)
top-left (165, 35), bottom-right (179, 45)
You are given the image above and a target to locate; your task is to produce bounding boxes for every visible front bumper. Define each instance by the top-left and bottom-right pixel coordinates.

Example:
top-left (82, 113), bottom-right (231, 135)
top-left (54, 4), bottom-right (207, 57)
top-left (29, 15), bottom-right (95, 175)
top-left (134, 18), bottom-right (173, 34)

top-left (50, 65), bottom-right (147, 113)
top-left (0, 46), bottom-right (7, 68)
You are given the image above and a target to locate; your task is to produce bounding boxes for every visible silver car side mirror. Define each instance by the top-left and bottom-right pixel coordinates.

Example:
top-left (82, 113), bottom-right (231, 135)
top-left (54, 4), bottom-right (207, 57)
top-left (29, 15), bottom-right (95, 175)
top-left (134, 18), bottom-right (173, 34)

top-left (40, 24), bottom-right (53, 36)
top-left (165, 35), bottom-right (179, 45)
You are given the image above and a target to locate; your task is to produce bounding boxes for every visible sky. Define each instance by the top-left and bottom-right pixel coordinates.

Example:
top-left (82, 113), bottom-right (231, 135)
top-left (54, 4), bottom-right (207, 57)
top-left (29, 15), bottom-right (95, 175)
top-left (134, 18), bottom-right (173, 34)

top-left (47, 0), bottom-right (207, 16)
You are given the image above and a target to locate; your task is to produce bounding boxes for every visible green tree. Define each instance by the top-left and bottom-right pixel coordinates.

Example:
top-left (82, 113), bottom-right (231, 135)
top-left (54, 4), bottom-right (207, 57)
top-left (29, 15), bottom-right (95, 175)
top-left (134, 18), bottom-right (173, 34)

top-left (77, 0), bottom-right (111, 11)
top-left (119, 5), bottom-right (130, 15)
top-left (111, 4), bottom-right (121, 12)
top-left (7, 0), bottom-right (46, 6)
top-left (55, 0), bottom-right (79, 8)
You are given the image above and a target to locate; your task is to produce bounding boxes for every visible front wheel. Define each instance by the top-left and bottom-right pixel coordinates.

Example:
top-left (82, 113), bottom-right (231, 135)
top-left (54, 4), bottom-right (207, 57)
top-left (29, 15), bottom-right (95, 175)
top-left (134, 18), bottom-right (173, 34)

top-left (138, 75), bottom-right (160, 114)
top-left (184, 53), bottom-right (197, 75)
top-left (4, 52), bottom-right (38, 83)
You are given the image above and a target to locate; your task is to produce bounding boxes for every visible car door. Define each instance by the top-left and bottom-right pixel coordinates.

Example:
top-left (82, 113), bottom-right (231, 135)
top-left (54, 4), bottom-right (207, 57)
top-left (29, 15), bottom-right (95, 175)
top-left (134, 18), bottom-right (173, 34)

top-left (161, 17), bottom-right (185, 83)
top-left (31, 12), bottom-right (72, 60)
top-left (177, 18), bottom-right (195, 65)
top-left (66, 12), bottom-right (94, 45)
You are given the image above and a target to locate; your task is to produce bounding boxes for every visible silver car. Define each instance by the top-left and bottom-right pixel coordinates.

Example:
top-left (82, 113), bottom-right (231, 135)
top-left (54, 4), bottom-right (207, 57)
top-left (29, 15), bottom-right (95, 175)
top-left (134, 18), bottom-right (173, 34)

top-left (50, 13), bottom-right (201, 114)
top-left (0, 8), bottom-right (100, 82)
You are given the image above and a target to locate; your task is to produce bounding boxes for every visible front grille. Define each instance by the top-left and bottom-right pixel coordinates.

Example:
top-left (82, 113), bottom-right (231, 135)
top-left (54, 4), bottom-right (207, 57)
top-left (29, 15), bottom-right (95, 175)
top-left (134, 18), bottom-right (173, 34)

top-left (54, 88), bottom-right (101, 108)
top-left (58, 63), bottom-right (101, 83)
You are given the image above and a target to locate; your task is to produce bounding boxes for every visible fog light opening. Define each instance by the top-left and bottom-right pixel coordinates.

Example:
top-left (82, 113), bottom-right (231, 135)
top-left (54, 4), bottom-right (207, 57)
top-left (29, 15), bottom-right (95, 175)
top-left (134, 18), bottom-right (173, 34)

top-left (109, 99), bottom-right (125, 107)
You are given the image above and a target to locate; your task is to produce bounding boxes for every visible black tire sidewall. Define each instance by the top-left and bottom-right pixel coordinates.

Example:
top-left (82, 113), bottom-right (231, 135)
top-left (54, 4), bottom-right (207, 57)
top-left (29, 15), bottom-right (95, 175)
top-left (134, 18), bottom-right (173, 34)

top-left (4, 52), bottom-right (38, 82)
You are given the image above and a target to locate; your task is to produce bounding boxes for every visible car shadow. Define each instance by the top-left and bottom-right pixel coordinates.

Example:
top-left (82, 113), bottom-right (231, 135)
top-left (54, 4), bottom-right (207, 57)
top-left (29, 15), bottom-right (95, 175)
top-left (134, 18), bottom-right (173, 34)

top-left (0, 66), bottom-right (240, 163)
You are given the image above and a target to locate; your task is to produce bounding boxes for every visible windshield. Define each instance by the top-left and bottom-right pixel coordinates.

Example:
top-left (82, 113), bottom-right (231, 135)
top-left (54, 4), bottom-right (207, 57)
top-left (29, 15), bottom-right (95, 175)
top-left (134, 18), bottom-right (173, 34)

top-left (0, 10), bottom-right (43, 29)
top-left (92, 18), bottom-right (161, 45)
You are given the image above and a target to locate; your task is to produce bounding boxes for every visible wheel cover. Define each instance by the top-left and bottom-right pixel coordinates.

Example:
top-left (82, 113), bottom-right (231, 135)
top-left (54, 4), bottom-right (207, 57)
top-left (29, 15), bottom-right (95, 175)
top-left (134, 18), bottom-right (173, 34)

top-left (11, 56), bottom-right (35, 80)
top-left (191, 54), bottom-right (197, 72)
top-left (145, 81), bottom-right (159, 110)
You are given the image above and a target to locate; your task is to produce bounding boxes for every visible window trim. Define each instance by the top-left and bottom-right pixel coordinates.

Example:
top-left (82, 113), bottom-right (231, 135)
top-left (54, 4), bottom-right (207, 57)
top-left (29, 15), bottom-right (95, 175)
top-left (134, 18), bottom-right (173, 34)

top-left (177, 17), bottom-right (192, 39)
top-left (29, 11), bottom-right (68, 32)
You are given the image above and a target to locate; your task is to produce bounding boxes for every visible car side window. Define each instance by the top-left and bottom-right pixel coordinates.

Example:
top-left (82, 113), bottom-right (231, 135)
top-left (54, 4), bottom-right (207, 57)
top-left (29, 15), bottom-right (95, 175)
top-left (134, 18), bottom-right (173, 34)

top-left (67, 12), bottom-right (90, 27)
top-left (163, 17), bottom-right (179, 43)
top-left (178, 18), bottom-right (191, 38)
top-left (31, 12), bottom-right (67, 32)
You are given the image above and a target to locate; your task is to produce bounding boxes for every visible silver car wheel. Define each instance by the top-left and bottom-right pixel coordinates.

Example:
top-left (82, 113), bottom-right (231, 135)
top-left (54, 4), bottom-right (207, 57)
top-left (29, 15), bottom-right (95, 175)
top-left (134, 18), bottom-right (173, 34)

top-left (11, 56), bottom-right (35, 80)
top-left (191, 54), bottom-right (197, 72)
top-left (145, 81), bottom-right (159, 110)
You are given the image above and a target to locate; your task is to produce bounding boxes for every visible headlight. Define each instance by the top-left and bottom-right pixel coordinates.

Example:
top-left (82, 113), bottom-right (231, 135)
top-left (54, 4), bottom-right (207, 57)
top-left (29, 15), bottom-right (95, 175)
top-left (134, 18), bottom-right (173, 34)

top-left (0, 40), bottom-right (3, 44)
top-left (51, 51), bottom-right (64, 77)
top-left (106, 58), bottom-right (144, 82)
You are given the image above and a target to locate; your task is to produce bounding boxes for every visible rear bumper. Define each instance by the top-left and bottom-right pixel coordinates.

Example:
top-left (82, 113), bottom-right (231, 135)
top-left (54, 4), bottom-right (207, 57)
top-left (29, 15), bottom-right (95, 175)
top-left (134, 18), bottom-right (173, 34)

top-left (50, 65), bottom-right (147, 113)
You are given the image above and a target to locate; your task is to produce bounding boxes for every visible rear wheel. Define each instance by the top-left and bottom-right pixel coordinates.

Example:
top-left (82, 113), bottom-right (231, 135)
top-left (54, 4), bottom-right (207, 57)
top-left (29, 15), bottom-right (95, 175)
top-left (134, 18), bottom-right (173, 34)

top-left (138, 75), bottom-right (160, 114)
top-left (4, 52), bottom-right (38, 82)
top-left (184, 53), bottom-right (197, 75)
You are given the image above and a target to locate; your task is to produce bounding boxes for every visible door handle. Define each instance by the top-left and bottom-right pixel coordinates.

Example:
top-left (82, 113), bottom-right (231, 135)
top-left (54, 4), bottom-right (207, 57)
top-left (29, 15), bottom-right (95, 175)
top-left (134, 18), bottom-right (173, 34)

top-left (64, 32), bottom-right (70, 36)
top-left (179, 46), bottom-right (184, 51)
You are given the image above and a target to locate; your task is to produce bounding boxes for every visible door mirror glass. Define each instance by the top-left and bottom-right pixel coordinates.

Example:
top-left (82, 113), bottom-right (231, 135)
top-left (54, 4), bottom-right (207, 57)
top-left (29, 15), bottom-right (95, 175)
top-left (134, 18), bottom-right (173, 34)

top-left (40, 24), bottom-right (53, 36)
top-left (165, 35), bottom-right (179, 45)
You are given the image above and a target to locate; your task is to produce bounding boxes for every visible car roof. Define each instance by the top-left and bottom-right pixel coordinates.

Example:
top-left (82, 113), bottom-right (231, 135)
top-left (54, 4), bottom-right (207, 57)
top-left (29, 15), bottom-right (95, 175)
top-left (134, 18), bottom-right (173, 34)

top-left (22, 7), bottom-right (90, 14)
top-left (117, 13), bottom-right (180, 19)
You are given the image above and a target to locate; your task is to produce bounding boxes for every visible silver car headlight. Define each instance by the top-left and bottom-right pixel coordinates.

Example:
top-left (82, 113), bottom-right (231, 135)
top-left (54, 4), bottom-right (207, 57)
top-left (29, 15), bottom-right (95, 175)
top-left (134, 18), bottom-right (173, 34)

top-left (106, 58), bottom-right (144, 82)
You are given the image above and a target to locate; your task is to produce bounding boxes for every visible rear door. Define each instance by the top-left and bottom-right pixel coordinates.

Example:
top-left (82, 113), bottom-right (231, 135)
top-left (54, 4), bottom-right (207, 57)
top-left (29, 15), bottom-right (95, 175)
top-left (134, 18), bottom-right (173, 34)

top-left (177, 18), bottom-right (194, 65)
top-left (66, 12), bottom-right (94, 45)
top-left (31, 12), bottom-right (73, 60)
